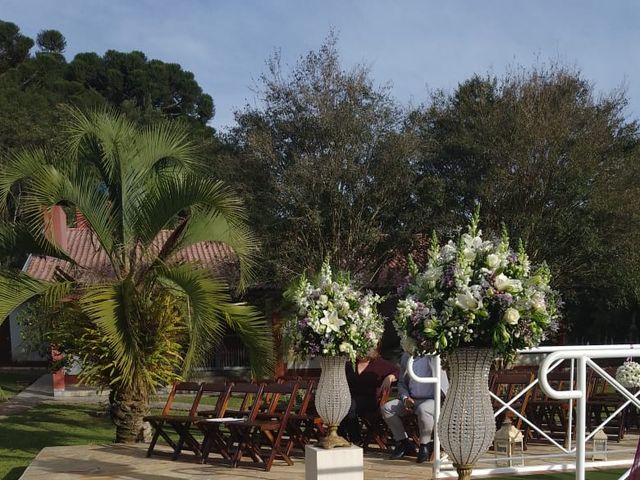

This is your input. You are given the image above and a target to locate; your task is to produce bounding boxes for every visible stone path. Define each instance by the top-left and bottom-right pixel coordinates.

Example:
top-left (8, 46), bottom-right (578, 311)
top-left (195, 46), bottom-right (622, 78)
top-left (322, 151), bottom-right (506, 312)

top-left (0, 375), bottom-right (56, 418)
top-left (0, 374), bottom-right (109, 419)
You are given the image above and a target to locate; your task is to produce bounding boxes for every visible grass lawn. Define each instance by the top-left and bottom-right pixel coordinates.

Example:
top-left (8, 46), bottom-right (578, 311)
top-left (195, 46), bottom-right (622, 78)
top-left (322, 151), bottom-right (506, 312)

top-left (0, 371), bottom-right (46, 402)
top-left (0, 403), bottom-right (113, 480)
top-left (498, 470), bottom-right (625, 479)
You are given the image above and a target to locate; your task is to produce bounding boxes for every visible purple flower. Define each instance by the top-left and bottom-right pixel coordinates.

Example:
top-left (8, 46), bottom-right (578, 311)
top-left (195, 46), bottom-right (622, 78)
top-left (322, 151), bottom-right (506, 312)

top-left (397, 275), bottom-right (410, 295)
top-left (494, 293), bottom-right (514, 306)
top-left (442, 266), bottom-right (456, 288)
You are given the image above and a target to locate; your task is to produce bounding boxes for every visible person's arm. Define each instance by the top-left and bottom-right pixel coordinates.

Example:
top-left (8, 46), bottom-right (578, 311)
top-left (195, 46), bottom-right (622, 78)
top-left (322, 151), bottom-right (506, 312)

top-left (380, 372), bottom-right (397, 391)
top-left (397, 354), bottom-right (411, 401)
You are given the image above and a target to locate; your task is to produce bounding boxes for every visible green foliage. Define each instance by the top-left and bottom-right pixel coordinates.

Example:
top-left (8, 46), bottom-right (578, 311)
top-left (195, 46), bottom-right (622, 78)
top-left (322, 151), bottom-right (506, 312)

top-left (0, 20), bottom-right (33, 73)
top-left (36, 29), bottom-right (66, 53)
top-left (226, 34), bottom-right (417, 285)
top-left (0, 19), bottom-right (217, 171)
top-left (0, 109), bottom-right (273, 441)
top-left (407, 65), bottom-right (640, 340)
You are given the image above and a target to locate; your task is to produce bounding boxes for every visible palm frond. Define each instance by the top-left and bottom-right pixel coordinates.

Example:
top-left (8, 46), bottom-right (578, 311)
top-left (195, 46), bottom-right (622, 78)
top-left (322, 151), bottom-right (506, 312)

top-left (0, 271), bottom-right (73, 324)
top-left (79, 282), bottom-right (137, 386)
top-left (130, 175), bottom-right (258, 288)
top-left (18, 164), bottom-right (118, 269)
top-left (132, 120), bottom-right (200, 174)
top-left (0, 148), bottom-right (48, 212)
top-left (157, 264), bottom-right (273, 378)
top-left (177, 211), bottom-right (259, 290)
top-left (0, 223), bottom-right (74, 263)
top-left (62, 106), bottom-right (134, 186)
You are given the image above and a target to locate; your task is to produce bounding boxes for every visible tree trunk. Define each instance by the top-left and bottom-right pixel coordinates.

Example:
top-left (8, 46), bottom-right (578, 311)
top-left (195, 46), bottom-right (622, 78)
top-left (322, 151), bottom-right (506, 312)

top-left (110, 387), bottom-right (150, 443)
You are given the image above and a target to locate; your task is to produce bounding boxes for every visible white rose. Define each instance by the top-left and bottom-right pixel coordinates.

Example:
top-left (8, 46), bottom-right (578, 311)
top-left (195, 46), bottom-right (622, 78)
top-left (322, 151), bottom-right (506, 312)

top-left (455, 292), bottom-right (479, 311)
top-left (486, 254), bottom-right (500, 269)
top-left (494, 273), bottom-right (523, 293)
top-left (503, 308), bottom-right (520, 325)
top-left (318, 294), bottom-right (329, 306)
top-left (424, 267), bottom-right (442, 282)
top-left (441, 241), bottom-right (457, 260)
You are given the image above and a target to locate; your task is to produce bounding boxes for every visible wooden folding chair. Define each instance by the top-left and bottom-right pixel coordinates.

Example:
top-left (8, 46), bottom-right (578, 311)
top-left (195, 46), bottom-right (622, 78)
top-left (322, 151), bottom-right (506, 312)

top-left (360, 384), bottom-right (393, 452)
top-left (144, 382), bottom-right (203, 459)
top-left (226, 382), bottom-right (299, 471)
top-left (491, 369), bottom-right (535, 431)
top-left (587, 367), bottom-right (628, 442)
top-left (284, 379), bottom-right (324, 455)
top-left (199, 382), bottom-right (265, 464)
top-left (188, 382), bottom-right (233, 460)
top-left (525, 369), bottom-right (574, 446)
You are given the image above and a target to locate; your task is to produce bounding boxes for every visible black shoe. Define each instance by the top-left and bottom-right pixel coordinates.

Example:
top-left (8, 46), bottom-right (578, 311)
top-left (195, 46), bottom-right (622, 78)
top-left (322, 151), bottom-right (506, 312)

top-left (417, 442), bottom-right (433, 463)
top-left (390, 439), bottom-right (415, 460)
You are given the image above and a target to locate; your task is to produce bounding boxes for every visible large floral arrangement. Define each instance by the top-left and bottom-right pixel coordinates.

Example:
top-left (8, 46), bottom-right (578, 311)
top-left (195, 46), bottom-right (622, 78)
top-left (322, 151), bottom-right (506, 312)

top-left (616, 361), bottom-right (640, 389)
top-left (281, 261), bottom-right (385, 363)
top-left (394, 210), bottom-right (561, 362)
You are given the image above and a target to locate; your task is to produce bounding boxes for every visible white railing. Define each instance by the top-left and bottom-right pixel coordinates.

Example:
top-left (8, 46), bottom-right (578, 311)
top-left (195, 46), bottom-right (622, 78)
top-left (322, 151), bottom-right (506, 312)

top-left (408, 344), bottom-right (640, 479)
top-left (538, 346), bottom-right (640, 480)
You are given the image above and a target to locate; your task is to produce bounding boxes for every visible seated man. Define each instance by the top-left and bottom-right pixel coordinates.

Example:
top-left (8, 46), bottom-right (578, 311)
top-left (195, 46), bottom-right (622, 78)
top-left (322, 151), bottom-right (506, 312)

top-left (382, 352), bottom-right (448, 463)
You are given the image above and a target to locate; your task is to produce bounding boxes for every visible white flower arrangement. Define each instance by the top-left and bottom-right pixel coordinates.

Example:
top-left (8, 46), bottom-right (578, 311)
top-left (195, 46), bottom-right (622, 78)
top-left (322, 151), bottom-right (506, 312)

top-left (394, 209), bottom-right (561, 362)
top-left (615, 361), bottom-right (640, 389)
top-left (281, 260), bottom-right (385, 363)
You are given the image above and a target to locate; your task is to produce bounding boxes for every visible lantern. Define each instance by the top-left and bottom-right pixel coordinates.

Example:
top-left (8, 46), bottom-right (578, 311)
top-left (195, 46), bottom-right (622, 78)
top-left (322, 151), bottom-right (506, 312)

top-left (592, 428), bottom-right (608, 461)
top-left (493, 418), bottom-right (525, 467)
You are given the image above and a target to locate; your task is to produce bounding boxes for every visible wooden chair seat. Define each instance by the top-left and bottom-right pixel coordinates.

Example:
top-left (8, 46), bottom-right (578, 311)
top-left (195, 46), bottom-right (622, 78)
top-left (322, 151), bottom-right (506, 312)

top-left (221, 382), bottom-right (298, 471)
top-left (145, 381), bottom-right (204, 460)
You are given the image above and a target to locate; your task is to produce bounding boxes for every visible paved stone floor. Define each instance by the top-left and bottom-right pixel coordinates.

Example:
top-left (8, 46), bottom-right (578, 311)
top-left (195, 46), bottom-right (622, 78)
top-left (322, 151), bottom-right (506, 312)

top-left (19, 439), bottom-right (637, 480)
top-left (19, 443), bottom-right (440, 479)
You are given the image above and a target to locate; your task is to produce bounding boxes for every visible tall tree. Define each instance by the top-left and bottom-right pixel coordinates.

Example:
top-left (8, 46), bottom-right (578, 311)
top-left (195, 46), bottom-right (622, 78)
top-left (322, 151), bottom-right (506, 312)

top-left (67, 50), bottom-right (214, 126)
top-left (408, 66), bottom-right (640, 340)
top-left (227, 36), bottom-right (416, 284)
top-left (36, 29), bottom-right (66, 54)
top-left (0, 20), bottom-right (33, 73)
top-left (0, 109), bottom-right (272, 442)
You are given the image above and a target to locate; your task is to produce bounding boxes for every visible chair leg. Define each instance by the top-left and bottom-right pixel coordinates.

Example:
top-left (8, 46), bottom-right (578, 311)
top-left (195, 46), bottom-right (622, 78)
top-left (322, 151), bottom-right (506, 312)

top-left (146, 423), bottom-right (162, 457)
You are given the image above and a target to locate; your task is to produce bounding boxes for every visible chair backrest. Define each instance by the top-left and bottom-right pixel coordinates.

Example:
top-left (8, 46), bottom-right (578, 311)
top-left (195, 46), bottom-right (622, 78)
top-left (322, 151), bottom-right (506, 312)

top-left (161, 381), bottom-right (203, 417)
top-left (294, 379), bottom-right (316, 416)
top-left (491, 370), bottom-right (534, 401)
top-left (262, 382), bottom-right (299, 420)
top-left (228, 382), bottom-right (265, 420)
top-left (198, 382), bottom-right (233, 418)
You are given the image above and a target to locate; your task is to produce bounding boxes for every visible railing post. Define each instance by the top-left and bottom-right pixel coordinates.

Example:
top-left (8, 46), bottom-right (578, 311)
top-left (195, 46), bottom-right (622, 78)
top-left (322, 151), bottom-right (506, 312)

top-left (567, 358), bottom-right (575, 450)
top-left (434, 354), bottom-right (441, 478)
top-left (576, 355), bottom-right (587, 480)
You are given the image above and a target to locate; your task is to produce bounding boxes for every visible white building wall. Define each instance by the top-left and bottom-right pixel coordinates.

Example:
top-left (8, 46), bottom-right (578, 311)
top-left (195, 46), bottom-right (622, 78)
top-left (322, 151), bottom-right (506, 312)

top-left (9, 308), bottom-right (47, 363)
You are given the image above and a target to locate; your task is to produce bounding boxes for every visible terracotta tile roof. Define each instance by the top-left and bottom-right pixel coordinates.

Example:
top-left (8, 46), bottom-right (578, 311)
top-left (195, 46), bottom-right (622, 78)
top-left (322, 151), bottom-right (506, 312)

top-left (24, 228), bottom-right (237, 283)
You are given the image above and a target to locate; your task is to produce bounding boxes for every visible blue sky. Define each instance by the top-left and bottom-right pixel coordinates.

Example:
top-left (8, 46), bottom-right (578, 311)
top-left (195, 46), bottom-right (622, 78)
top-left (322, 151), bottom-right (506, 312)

top-left (3, 0), bottom-right (639, 131)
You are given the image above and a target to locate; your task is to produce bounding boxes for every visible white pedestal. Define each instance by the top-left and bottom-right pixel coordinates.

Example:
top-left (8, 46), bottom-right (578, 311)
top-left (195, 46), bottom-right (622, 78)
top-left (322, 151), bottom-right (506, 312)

top-left (305, 445), bottom-right (363, 480)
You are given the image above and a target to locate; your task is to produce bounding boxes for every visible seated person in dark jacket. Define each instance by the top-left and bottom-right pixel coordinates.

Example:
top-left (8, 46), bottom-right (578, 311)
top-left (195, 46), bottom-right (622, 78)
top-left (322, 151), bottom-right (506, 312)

top-left (339, 348), bottom-right (399, 444)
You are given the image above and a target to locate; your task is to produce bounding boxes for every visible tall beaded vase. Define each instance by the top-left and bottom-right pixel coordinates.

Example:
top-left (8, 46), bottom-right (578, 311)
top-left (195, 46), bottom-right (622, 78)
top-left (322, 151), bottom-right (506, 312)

top-left (315, 355), bottom-right (352, 448)
top-left (438, 348), bottom-right (496, 480)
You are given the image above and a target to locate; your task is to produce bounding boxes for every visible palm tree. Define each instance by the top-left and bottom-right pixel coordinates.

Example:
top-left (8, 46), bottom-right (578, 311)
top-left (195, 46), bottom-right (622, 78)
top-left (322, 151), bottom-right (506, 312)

top-left (0, 108), bottom-right (273, 442)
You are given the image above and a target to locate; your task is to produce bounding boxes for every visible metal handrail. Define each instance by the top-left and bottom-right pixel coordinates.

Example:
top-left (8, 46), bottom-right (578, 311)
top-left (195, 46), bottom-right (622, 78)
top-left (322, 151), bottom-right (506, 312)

top-left (539, 347), bottom-right (640, 480)
top-left (408, 344), bottom-right (640, 479)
